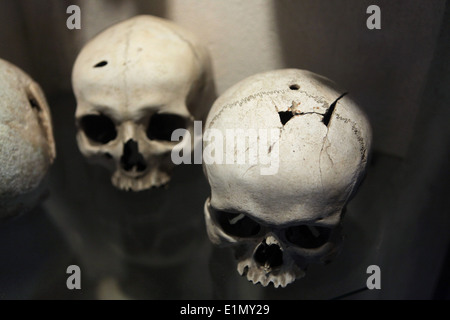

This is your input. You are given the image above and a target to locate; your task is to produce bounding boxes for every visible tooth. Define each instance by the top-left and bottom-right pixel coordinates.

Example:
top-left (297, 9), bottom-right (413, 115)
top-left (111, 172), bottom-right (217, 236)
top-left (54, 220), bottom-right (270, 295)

top-left (273, 279), bottom-right (280, 288)
top-left (280, 273), bottom-right (287, 288)
top-left (247, 268), bottom-right (254, 281)
top-left (237, 262), bottom-right (247, 275)
top-left (261, 275), bottom-right (268, 287)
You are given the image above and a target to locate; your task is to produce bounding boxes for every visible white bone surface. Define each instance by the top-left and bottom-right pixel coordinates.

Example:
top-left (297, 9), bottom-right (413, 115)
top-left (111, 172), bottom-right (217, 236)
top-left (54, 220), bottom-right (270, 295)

top-left (203, 69), bottom-right (372, 287)
top-left (72, 15), bottom-right (213, 191)
top-left (0, 59), bottom-right (55, 219)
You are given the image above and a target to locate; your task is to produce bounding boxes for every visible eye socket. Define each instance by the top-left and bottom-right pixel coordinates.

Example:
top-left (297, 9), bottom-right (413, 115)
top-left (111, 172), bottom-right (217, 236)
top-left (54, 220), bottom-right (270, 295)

top-left (214, 209), bottom-right (261, 238)
top-left (146, 113), bottom-right (187, 141)
top-left (285, 225), bottom-right (331, 249)
top-left (80, 114), bottom-right (117, 144)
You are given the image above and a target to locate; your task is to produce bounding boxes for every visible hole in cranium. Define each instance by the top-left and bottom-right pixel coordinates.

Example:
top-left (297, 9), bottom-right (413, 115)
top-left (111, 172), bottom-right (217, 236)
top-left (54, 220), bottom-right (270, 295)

top-left (28, 97), bottom-right (41, 111)
top-left (278, 111), bottom-right (294, 126)
top-left (254, 240), bottom-right (283, 269)
top-left (93, 60), bottom-right (108, 68)
top-left (322, 92), bottom-right (348, 127)
top-left (289, 84), bottom-right (300, 90)
top-left (121, 139), bottom-right (147, 172)
top-left (147, 113), bottom-right (187, 141)
top-left (214, 209), bottom-right (261, 238)
top-left (285, 225), bottom-right (331, 249)
top-left (80, 114), bottom-right (117, 144)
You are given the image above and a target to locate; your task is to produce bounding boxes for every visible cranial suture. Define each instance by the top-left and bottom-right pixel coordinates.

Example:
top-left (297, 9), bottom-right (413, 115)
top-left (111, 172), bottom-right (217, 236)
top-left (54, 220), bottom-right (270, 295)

top-left (203, 69), bottom-right (372, 288)
top-left (72, 15), bottom-right (213, 191)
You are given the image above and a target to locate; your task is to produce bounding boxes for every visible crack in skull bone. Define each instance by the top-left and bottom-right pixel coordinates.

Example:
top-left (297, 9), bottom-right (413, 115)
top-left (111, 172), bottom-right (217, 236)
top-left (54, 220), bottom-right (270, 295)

top-left (318, 93), bottom-right (348, 191)
top-left (203, 70), bottom-right (372, 289)
top-left (277, 93), bottom-right (347, 127)
top-left (274, 93), bottom-right (349, 191)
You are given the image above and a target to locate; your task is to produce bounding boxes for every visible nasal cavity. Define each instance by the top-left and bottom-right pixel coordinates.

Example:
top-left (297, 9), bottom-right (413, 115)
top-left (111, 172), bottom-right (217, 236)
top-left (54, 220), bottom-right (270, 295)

top-left (121, 139), bottom-right (147, 172)
top-left (254, 240), bottom-right (283, 269)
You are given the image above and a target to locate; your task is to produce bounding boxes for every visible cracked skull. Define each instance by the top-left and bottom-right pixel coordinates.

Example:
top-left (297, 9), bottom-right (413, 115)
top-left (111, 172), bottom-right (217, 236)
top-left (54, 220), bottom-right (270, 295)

top-left (0, 59), bottom-right (55, 219)
top-left (203, 69), bottom-right (372, 287)
top-left (72, 15), bottom-right (212, 191)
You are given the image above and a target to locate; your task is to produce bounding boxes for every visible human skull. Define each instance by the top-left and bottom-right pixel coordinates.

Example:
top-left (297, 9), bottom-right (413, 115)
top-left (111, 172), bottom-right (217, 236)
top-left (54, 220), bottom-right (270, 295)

top-left (0, 59), bottom-right (55, 219)
top-left (72, 15), bottom-right (213, 191)
top-left (203, 69), bottom-right (372, 287)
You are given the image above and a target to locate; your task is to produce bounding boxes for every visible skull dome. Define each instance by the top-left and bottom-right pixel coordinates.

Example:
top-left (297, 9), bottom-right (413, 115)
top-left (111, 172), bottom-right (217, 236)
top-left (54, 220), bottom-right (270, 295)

top-left (72, 15), bottom-right (213, 191)
top-left (0, 59), bottom-right (55, 219)
top-left (203, 69), bottom-right (372, 287)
